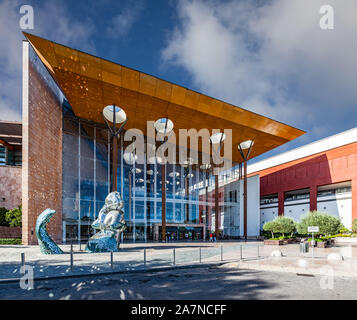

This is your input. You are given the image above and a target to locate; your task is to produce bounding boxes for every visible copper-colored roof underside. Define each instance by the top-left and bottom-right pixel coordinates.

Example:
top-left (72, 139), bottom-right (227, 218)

top-left (24, 32), bottom-right (305, 164)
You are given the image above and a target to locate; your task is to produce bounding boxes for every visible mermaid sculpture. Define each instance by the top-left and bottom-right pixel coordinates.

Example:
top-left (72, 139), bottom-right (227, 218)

top-left (85, 191), bottom-right (126, 253)
top-left (35, 208), bottom-right (64, 254)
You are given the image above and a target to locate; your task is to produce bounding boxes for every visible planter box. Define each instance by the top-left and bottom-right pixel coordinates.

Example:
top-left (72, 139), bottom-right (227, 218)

top-left (317, 241), bottom-right (328, 248)
top-left (264, 239), bottom-right (284, 245)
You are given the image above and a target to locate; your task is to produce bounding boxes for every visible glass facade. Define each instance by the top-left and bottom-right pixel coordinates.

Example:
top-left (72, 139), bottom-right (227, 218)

top-left (61, 113), bottom-right (242, 243)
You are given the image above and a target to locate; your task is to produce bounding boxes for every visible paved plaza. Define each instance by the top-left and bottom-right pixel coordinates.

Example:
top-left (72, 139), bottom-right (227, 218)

top-left (1, 241), bottom-right (357, 281)
top-left (1, 265), bottom-right (357, 300)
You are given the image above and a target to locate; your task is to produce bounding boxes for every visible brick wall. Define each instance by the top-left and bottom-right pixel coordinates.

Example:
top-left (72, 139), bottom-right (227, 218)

top-left (22, 53), bottom-right (63, 245)
top-left (0, 226), bottom-right (21, 239)
top-left (0, 166), bottom-right (21, 210)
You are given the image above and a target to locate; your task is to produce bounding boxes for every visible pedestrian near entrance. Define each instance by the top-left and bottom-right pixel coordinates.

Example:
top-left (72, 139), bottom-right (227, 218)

top-left (213, 233), bottom-right (217, 242)
top-left (209, 233), bottom-right (213, 242)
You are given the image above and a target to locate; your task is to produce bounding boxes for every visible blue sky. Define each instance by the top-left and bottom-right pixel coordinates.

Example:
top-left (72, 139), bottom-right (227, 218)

top-left (1, 0), bottom-right (357, 162)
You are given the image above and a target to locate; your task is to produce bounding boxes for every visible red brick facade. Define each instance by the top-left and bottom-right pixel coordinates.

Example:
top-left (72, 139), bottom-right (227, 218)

top-left (0, 226), bottom-right (21, 239)
top-left (251, 142), bottom-right (357, 221)
top-left (22, 60), bottom-right (63, 245)
top-left (0, 166), bottom-right (21, 210)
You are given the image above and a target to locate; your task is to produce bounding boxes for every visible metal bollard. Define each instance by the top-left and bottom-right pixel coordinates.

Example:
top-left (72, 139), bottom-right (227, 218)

top-left (70, 245), bottom-right (73, 271)
top-left (173, 248), bottom-right (176, 265)
top-left (110, 251), bottom-right (113, 270)
top-left (221, 245), bottom-right (223, 261)
top-left (21, 252), bottom-right (25, 266)
top-left (199, 247), bottom-right (201, 263)
top-left (240, 245), bottom-right (243, 261)
top-left (144, 249), bottom-right (146, 266)
top-left (257, 245), bottom-right (260, 258)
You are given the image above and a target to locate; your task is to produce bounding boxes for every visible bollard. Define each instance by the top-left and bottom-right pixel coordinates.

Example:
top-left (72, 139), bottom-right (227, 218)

top-left (199, 247), bottom-right (201, 263)
top-left (21, 252), bottom-right (25, 266)
top-left (257, 245), bottom-right (260, 258)
top-left (173, 248), bottom-right (176, 265)
top-left (70, 245), bottom-right (73, 271)
top-left (110, 251), bottom-right (113, 270)
top-left (144, 248), bottom-right (146, 266)
top-left (240, 245), bottom-right (243, 261)
top-left (221, 245), bottom-right (223, 261)
top-left (79, 240), bottom-right (81, 252)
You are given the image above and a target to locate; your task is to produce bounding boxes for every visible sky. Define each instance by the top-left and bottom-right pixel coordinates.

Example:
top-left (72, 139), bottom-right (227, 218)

top-left (0, 0), bottom-right (357, 163)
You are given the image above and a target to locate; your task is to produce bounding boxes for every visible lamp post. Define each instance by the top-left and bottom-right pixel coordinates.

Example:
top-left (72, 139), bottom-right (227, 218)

top-left (210, 132), bottom-right (226, 241)
top-left (153, 118), bottom-right (174, 242)
top-left (238, 140), bottom-right (254, 240)
top-left (102, 104), bottom-right (127, 192)
top-left (200, 163), bottom-right (211, 240)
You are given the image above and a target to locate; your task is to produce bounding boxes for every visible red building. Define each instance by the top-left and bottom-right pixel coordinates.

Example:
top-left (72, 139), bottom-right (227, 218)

top-left (248, 127), bottom-right (357, 230)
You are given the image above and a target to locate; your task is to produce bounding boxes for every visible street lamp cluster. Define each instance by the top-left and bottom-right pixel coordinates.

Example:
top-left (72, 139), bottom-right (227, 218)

top-left (102, 104), bottom-right (254, 241)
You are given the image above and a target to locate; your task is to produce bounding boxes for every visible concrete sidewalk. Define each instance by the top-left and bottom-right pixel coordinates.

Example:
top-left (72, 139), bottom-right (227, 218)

top-left (223, 256), bottom-right (357, 278)
top-left (1, 241), bottom-right (357, 281)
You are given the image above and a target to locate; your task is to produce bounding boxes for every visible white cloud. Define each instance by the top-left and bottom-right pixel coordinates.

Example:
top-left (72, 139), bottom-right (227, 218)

top-left (161, 0), bottom-right (357, 144)
top-left (0, 0), bottom-right (96, 121)
top-left (107, 0), bottom-right (145, 38)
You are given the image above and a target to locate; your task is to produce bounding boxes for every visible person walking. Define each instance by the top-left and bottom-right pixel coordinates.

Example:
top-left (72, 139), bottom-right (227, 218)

top-left (209, 233), bottom-right (213, 242)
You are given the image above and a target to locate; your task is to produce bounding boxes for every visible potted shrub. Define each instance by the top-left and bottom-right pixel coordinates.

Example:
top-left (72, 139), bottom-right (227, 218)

top-left (297, 211), bottom-right (343, 245)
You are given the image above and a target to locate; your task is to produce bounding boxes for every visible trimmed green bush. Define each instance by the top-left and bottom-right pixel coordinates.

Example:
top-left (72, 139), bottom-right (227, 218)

top-left (5, 205), bottom-right (22, 227)
top-left (0, 238), bottom-right (22, 245)
top-left (263, 216), bottom-right (296, 239)
top-left (297, 211), bottom-right (343, 236)
top-left (0, 207), bottom-right (9, 227)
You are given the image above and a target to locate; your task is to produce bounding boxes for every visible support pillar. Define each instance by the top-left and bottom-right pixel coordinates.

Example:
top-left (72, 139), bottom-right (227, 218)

top-left (215, 174), bottom-right (219, 240)
top-left (278, 191), bottom-right (284, 216)
top-left (310, 185), bottom-right (317, 212)
top-left (161, 164), bottom-right (166, 242)
top-left (243, 161), bottom-right (247, 239)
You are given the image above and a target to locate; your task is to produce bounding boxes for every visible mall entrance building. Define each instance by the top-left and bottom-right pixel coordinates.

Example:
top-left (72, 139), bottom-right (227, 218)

top-left (21, 33), bottom-right (304, 245)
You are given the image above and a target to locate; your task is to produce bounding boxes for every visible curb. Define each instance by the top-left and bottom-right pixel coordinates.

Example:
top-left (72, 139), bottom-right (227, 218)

top-left (0, 262), bottom-right (225, 285)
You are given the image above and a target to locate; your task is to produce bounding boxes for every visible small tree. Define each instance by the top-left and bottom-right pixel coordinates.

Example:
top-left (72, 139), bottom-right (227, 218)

top-left (263, 216), bottom-right (296, 238)
top-left (297, 211), bottom-right (342, 236)
top-left (274, 216), bottom-right (296, 237)
top-left (263, 220), bottom-right (277, 238)
top-left (5, 205), bottom-right (22, 227)
top-left (0, 207), bottom-right (9, 227)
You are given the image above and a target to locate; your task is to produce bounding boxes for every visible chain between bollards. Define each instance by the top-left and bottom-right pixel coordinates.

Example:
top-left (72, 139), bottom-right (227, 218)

top-left (21, 252), bottom-right (25, 266)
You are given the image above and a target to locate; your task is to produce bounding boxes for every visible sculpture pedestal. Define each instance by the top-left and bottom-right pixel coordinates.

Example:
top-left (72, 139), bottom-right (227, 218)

top-left (85, 230), bottom-right (119, 253)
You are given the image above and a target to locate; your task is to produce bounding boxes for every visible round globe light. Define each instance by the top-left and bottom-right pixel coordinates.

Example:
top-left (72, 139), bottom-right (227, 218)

top-left (154, 118), bottom-right (174, 134)
top-left (169, 172), bottom-right (180, 178)
top-left (239, 140), bottom-right (254, 150)
top-left (123, 152), bottom-right (137, 164)
top-left (210, 132), bottom-right (226, 144)
top-left (103, 105), bottom-right (127, 124)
